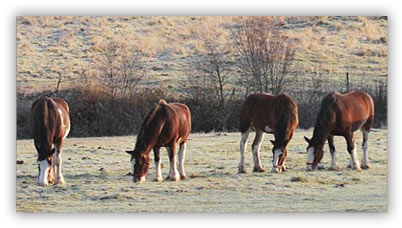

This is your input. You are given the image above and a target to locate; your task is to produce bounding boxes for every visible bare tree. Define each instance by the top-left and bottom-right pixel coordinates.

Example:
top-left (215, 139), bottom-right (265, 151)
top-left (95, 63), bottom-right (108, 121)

top-left (92, 39), bottom-right (145, 100)
top-left (186, 18), bottom-right (235, 105)
top-left (235, 16), bottom-right (298, 95)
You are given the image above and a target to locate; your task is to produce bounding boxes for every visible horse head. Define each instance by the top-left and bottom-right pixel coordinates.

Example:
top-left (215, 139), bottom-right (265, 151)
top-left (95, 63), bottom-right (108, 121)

top-left (126, 149), bottom-right (151, 183)
top-left (304, 136), bottom-right (324, 171)
top-left (270, 139), bottom-right (290, 173)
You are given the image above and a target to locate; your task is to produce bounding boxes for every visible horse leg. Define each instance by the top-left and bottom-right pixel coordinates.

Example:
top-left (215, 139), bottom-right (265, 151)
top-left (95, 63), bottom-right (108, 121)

top-left (153, 147), bottom-right (163, 182)
top-left (47, 151), bottom-right (56, 185)
top-left (361, 129), bottom-right (370, 169)
top-left (54, 143), bottom-right (65, 185)
top-left (345, 133), bottom-right (361, 171)
top-left (166, 144), bottom-right (180, 181)
top-left (178, 142), bottom-right (188, 180)
top-left (238, 128), bottom-right (251, 173)
top-left (328, 135), bottom-right (340, 171)
top-left (252, 129), bottom-right (265, 172)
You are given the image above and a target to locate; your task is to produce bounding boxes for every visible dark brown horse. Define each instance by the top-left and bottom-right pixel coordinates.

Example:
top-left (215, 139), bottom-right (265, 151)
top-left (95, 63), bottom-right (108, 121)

top-left (304, 91), bottom-right (374, 171)
top-left (31, 97), bottom-right (70, 186)
top-left (239, 93), bottom-right (299, 173)
top-left (126, 99), bottom-right (191, 183)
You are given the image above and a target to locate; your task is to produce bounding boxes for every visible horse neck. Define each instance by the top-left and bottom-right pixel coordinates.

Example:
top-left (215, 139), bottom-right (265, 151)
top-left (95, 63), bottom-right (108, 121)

top-left (275, 114), bottom-right (291, 146)
top-left (135, 131), bottom-right (155, 154)
top-left (311, 114), bottom-right (334, 148)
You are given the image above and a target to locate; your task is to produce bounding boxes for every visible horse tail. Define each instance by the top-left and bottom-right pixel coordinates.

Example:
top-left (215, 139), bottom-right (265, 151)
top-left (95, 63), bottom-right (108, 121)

top-left (362, 92), bottom-right (375, 131)
top-left (32, 98), bottom-right (55, 160)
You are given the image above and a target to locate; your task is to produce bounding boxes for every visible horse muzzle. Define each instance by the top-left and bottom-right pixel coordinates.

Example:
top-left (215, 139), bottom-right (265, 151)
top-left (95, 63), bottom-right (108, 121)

top-left (306, 163), bottom-right (315, 171)
top-left (133, 175), bottom-right (146, 183)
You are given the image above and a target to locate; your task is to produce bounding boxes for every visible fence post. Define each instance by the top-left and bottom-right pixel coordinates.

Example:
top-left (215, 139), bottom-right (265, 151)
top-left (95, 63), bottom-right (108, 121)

top-left (346, 72), bottom-right (350, 91)
top-left (55, 72), bottom-right (62, 96)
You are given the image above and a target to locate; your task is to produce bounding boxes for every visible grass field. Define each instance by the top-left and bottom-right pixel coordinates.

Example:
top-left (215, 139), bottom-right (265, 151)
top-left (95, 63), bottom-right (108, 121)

top-left (16, 128), bottom-right (387, 213)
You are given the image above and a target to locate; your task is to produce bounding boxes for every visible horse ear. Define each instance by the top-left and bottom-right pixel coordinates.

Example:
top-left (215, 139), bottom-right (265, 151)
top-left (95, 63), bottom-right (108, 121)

top-left (304, 136), bottom-right (311, 143)
top-left (126, 150), bottom-right (134, 154)
top-left (270, 140), bottom-right (275, 145)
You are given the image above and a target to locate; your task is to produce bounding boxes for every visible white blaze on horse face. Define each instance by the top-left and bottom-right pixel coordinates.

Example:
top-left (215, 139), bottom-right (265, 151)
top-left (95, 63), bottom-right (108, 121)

top-left (38, 160), bottom-right (50, 186)
top-left (131, 158), bottom-right (136, 174)
top-left (307, 147), bottom-right (315, 170)
top-left (272, 148), bottom-right (282, 168)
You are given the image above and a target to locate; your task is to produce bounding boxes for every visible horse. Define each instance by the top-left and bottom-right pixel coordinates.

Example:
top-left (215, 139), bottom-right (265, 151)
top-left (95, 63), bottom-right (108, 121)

top-left (304, 91), bottom-right (374, 171)
top-left (239, 93), bottom-right (299, 173)
top-left (31, 97), bottom-right (71, 186)
top-left (126, 99), bottom-right (191, 183)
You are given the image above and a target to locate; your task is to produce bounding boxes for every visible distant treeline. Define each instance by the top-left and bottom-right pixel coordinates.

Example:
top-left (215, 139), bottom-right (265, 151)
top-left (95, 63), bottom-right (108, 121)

top-left (17, 79), bottom-right (387, 139)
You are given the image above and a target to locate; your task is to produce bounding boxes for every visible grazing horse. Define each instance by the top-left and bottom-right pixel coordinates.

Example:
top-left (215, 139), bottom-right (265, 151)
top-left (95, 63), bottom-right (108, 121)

top-left (239, 93), bottom-right (299, 173)
top-left (126, 99), bottom-right (191, 183)
top-left (31, 97), bottom-right (70, 186)
top-left (304, 91), bottom-right (374, 171)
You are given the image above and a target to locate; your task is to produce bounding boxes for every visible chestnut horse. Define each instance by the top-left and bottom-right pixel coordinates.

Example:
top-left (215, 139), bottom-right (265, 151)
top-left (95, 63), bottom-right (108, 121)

top-left (31, 97), bottom-right (70, 186)
top-left (239, 93), bottom-right (299, 173)
top-left (126, 99), bottom-right (191, 183)
top-left (304, 91), bottom-right (374, 171)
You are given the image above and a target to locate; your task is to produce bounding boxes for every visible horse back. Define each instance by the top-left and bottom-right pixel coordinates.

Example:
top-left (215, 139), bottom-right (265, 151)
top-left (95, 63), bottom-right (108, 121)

top-left (335, 91), bottom-right (374, 131)
top-left (162, 102), bottom-right (191, 143)
top-left (31, 97), bottom-right (70, 159)
top-left (138, 100), bottom-right (191, 149)
top-left (240, 93), bottom-right (298, 133)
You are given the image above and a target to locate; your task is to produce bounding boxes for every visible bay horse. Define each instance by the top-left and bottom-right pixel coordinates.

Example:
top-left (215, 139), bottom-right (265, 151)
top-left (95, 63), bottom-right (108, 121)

top-left (239, 93), bottom-right (299, 173)
top-left (126, 99), bottom-right (191, 183)
top-left (304, 91), bottom-right (374, 171)
top-left (31, 97), bottom-right (70, 186)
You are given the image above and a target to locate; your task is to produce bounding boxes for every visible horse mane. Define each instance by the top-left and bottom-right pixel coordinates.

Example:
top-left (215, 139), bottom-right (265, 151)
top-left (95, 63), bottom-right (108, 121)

top-left (311, 92), bottom-right (338, 146)
top-left (135, 99), bottom-right (167, 150)
top-left (274, 94), bottom-right (298, 146)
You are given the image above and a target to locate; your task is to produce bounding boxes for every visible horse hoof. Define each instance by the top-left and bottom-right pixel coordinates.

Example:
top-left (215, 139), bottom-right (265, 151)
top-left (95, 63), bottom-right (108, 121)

top-left (253, 167), bottom-right (265, 173)
top-left (56, 178), bottom-right (65, 185)
top-left (361, 164), bottom-right (370, 170)
top-left (328, 165), bottom-right (340, 171)
top-left (238, 168), bottom-right (247, 174)
top-left (271, 167), bottom-right (279, 173)
top-left (166, 176), bottom-right (180, 181)
top-left (155, 177), bottom-right (163, 182)
top-left (38, 182), bottom-right (48, 187)
top-left (352, 166), bottom-right (362, 171)
top-left (180, 175), bottom-right (188, 180)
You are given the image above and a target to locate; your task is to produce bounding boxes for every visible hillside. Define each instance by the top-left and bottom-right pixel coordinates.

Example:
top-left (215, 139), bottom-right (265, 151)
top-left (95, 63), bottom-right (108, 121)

top-left (16, 16), bottom-right (387, 93)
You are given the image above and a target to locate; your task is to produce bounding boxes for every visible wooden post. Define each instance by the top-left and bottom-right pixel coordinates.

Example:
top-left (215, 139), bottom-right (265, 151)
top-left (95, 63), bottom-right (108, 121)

top-left (346, 72), bottom-right (350, 91)
top-left (55, 72), bottom-right (62, 96)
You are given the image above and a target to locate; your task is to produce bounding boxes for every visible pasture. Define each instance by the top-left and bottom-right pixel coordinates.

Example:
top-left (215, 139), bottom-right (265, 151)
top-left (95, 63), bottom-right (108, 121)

top-left (16, 128), bottom-right (387, 212)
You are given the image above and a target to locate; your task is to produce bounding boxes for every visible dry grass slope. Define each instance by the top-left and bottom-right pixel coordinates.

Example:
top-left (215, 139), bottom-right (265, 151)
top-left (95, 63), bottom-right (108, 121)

top-left (17, 16), bottom-right (387, 93)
